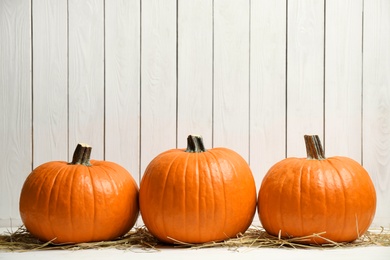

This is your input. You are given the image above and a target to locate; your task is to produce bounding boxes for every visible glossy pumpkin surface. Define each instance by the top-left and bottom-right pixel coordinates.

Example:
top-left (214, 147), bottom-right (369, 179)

top-left (19, 143), bottom-right (139, 244)
top-left (139, 135), bottom-right (257, 244)
top-left (258, 135), bottom-right (376, 244)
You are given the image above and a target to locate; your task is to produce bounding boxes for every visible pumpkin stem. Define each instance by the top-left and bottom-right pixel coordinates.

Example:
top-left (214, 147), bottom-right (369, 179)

top-left (304, 135), bottom-right (326, 160)
top-left (185, 135), bottom-right (207, 153)
top-left (70, 143), bottom-right (92, 166)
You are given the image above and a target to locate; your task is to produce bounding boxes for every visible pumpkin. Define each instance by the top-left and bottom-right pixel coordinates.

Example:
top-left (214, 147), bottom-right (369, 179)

top-left (258, 135), bottom-right (376, 244)
top-left (139, 135), bottom-right (257, 244)
top-left (19, 143), bottom-right (139, 244)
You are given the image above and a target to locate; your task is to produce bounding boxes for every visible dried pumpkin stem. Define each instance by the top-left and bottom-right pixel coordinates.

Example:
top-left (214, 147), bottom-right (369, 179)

top-left (185, 135), bottom-right (207, 153)
top-left (304, 135), bottom-right (326, 160)
top-left (70, 143), bottom-right (92, 166)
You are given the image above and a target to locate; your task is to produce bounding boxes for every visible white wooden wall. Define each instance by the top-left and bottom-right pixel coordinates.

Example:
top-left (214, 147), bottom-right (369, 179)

top-left (0, 0), bottom-right (389, 229)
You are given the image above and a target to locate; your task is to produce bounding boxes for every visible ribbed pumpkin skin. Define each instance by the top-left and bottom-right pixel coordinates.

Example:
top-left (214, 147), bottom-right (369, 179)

top-left (19, 160), bottom-right (139, 244)
top-left (139, 146), bottom-right (257, 244)
top-left (258, 156), bottom-right (376, 244)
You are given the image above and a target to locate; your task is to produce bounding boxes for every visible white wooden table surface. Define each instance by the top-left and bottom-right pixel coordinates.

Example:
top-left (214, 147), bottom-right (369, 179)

top-left (1, 244), bottom-right (390, 260)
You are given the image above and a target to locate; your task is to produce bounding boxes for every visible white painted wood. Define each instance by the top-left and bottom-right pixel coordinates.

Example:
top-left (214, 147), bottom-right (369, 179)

top-left (363, 0), bottom-right (390, 228)
top-left (213, 0), bottom-right (250, 160)
top-left (287, 0), bottom-right (325, 157)
top-left (324, 0), bottom-right (363, 162)
top-left (177, 0), bottom-right (213, 150)
top-left (140, 0), bottom-right (177, 175)
top-left (32, 0), bottom-right (68, 166)
top-left (0, 0), bottom-right (31, 226)
top-left (105, 0), bottom-right (141, 182)
top-left (68, 0), bottom-right (105, 160)
top-left (250, 0), bottom-right (286, 188)
top-left (0, 0), bottom-right (390, 228)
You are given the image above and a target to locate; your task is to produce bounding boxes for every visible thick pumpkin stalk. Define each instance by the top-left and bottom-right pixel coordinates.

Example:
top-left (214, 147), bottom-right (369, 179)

top-left (70, 143), bottom-right (92, 166)
top-left (304, 135), bottom-right (325, 160)
top-left (185, 135), bottom-right (207, 153)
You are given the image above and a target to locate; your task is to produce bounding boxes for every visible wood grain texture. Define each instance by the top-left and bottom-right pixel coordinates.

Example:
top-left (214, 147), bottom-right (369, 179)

top-left (32, 0), bottom-right (68, 166)
top-left (363, 0), bottom-right (390, 227)
top-left (0, 0), bottom-right (390, 228)
top-left (287, 0), bottom-right (325, 157)
top-left (250, 0), bottom-right (287, 188)
top-left (177, 0), bottom-right (213, 149)
top-left (324, 0), bottom-right (363, 162)
top-left (140, 0), bottom-right (177, 174)
top-left (213, 0), bottom-right (250, 160)
top-left (0, 0), bottom-right (31, 226)
top-left (68, 0), bottom-right (104, 159)
top-left (105, 0), bottom-right (140, 182)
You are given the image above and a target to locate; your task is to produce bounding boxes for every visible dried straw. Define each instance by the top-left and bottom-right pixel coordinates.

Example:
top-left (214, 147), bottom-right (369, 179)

top-left (1, 225), bottom-right (389, 252)
top-left (0, 226), bottom-right (159, 252)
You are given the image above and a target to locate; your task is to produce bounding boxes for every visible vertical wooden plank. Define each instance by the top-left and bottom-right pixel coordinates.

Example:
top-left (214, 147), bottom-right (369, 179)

top-left (177, 0), bottom-right (213, 149)
top-left (287, 0), bottom-right (324, 157)
top-left (32, 0), bottom-right (68, 166)
top-left (141, 0), bottom-right (177, 174)
top-left (363, 0), bottom-right (390, 228)
top-left (68, 0), bottom-right (104, 159)
top-left (214, 0), bottom-right (250, 160)
top-left (250, 0), bottom-right (286, 188)
top-left (325, 0), bottom-right (362, 161)
top-left (105, 0), bottom-right (140, 182)
top-left (0, 0), bottom-right (31, 227)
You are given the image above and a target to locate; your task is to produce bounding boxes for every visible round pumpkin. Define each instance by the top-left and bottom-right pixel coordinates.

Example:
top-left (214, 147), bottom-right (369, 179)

top-left (139, 135), bottom-right (257, 244)
top-left (19, 143), bottom-right (139, 244)
top-left (258, 135), bottom-right (376, 244)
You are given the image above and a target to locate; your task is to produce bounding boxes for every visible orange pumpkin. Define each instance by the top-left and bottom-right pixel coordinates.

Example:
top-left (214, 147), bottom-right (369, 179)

top-left (258, 135), bottom-right (376, 244)
top-left (139, 135), bottom-right (257, 244)
top-left (19, 143), bottom-right (139, 244)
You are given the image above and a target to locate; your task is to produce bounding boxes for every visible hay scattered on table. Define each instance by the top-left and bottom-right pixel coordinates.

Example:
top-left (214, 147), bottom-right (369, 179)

top-left (0, 226), bottom-right (159, 252)
top-left (1, 225), bottom-right (389, 252)
top-left (192, 226), bottom-right (390, 250)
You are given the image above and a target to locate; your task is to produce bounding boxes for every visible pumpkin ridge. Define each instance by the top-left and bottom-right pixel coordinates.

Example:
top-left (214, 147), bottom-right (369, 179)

top-left (277, 163), bottom-right (289, 237)
top-left (25, 165), bottom-right (49, 238)
top-left (320, 160), bottom-right (333, 238)
top-left (95, 163), bottom-right (137, 239)
top-left (200, 151), bottom-right (217, 240)
top-left (326, 158), bottom-right (348, 240)
top-left (40, 164), bottom-right (64, 240)
top-left (321, 161), bottom-right (329, 238)
top-left (297, 160), bottom-right (305, 236)
top-left (181, 151), bottom-right (191, 241)
top-left (93, 165), bottom-right (113, 239)
top-left (329, 157), bottom-right (375, 240)
top-left (202, 150), bottom-right (224, 240)
top-left (66, 166), bottom-right (80, 242)
top-left (221, 149), bottom-right (255, 233)
top-left (86, 166), bottom-right (97, 240)
top-left (285, 159), bottom-right (304, 237)
top-left (69, 166), bottom-right (78, 241)
top-left (259, 167), bottom-right (271, 234)
top-left (48, 164), bottom-right (71, 241)
top-left (207, 149), bottom-right (228, 237)
top-left (308, 160), bottom-right (328, 238)
top-left (217, 149), bottom-right (241, 235)
top-left (326, 158), bottom-right (347, 240)
top-left (97, 163), bottom-right (120, 194)
top-left (160, 152), bottom-right (183, 240)
top-left (194, 152), bottom-right (201, 240)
